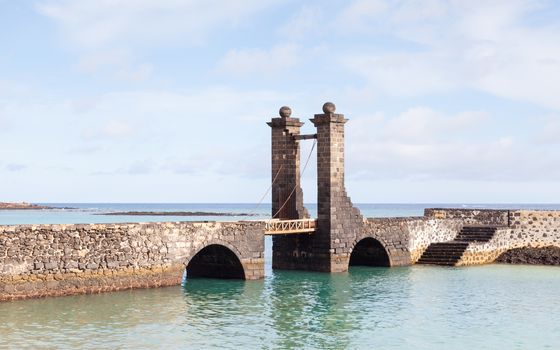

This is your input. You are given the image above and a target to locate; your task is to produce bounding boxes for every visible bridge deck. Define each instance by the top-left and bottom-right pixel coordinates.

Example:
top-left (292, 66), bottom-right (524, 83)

top-left (264, 219), bottom-right (317, 235)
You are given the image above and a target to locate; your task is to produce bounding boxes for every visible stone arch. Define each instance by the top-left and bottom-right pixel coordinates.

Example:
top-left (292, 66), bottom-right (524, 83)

top-left (185, 241), bottom-right (246, 279)
top-left (348, 236), bottom-right (391, 267)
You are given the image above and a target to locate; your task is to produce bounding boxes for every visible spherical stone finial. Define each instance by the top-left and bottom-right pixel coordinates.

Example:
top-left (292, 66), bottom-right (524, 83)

top-left (322, 102), bottom-right (336, 114)
top-left (279, 106), bottom-right (292, 118)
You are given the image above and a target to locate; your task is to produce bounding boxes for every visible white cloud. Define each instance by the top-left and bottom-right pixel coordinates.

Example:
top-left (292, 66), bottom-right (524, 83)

top-left (0, 114), bottom-right (10, 131)
top-left (74, 49), bottom-right (154, 82)
top-left (83, 120), bottom-right (135, 140)
top-left (114, 63), bottom-right (154, 82)
top-left (536, 115), bottom-right (560, 144)
top-left (379, 107), bottom-right (488, 143)
top-left (342, 52), bottom-right (458, 96)
top-left (346, 107), bottom-right (560, 182)
top-left (217, 44), bottom-right (301, 77)
top-left (75, 49), bottom-right (132, 72)
top-left (337, 0), bottom-right (560, 110)
top-left (36, 0), bottom-right (277, 49)
top-left (278, 6), bottom-right (323, 40)
top-left (338, 0), bottom-right (388, 32)
top-left (126, 160), bottom-right (154, 175)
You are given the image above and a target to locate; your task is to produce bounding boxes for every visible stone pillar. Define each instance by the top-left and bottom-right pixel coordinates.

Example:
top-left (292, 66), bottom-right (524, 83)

top-left (268, 106), bottom-right (310, 270)
top-left (311, 102), bottom-right (365, 272)
top-left (267, 106), bottom-right (308, 220)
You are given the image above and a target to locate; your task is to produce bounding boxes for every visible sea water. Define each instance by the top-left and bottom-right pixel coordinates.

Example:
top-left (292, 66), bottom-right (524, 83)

top-left (0, 204), bottom-right (559, 349)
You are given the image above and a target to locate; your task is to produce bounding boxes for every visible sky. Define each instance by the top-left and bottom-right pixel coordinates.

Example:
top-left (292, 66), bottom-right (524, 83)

top-left (1, 0), bottom-right (560, 203)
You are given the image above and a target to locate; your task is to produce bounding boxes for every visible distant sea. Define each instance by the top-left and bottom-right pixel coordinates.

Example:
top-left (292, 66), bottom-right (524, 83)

top-left (2, 203), bottom-right (560, 225)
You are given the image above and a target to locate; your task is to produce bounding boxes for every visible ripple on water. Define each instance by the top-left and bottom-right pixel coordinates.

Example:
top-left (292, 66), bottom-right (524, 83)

top-left (0, 265), bottom-right (559, 349)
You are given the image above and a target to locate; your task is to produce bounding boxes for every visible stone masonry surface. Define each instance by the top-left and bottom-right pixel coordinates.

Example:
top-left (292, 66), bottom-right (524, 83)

top-left (424, 208), bottom-right (560, 266)
top-left (0, 221), bottom-right (265, 301)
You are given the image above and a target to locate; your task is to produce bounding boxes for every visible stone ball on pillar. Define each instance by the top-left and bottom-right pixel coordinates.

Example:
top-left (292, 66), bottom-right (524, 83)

top-left (322, 102), bottom-right (336, 114)
top-left (279, 106), bottom-right (292, 118)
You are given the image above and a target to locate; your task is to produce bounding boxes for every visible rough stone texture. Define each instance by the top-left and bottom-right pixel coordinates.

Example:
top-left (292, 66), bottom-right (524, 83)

top-left (424, 209), bottom-right (560, 266)
top-left (312, 111), bottom-right (365, 272)
top-left (0, 221), bottom-right (265, 301)
top-left (268, 111), bottom-right (312, 271)
top-left (424, 208), bottom-right (510, 226)
top-left (495, 247), bottom-right (560, 265)
top-left (271, 110), bottom-right (366, 272)
top-left (267, 112), bottom-right (309, 220)
top-left (405, 218), bottom-right (463, 263)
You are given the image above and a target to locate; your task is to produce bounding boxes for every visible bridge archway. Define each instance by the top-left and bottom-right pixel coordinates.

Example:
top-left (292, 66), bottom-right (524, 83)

top-left (349, 237), bottom-right (391, 267)
top-left (186, 244), bottom-right (245, 279)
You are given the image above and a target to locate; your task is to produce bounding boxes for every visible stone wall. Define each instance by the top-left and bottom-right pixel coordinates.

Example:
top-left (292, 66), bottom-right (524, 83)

top-left (0, 221), bottom-right (265, 301)
top-left (405, 218), bottom-right (463, 263)
top-left (424, 208), bottom-right (510, 226)
top-left (423, 209), bottom-right (560, 266)
top-left (360, 217), bottom-right (462, 265)
top-left (458, 210), bottom-right (560, 265)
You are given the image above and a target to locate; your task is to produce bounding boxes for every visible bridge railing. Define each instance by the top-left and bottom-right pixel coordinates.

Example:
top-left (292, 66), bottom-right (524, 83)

top-left (264, 219), bottom-right (317, 235)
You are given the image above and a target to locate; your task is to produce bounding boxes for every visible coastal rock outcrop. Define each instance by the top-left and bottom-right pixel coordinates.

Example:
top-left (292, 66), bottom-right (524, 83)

top-left (496, 247), bottom-right (560, 265)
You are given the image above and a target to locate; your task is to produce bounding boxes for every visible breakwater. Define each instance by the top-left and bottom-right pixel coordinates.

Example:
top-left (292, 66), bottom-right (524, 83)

top-left (1, 208), bottom-right (560, 301)
top-left (0, 221), bottom-right (264, 301)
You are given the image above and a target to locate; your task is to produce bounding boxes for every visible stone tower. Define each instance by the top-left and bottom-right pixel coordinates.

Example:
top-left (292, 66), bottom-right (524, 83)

top-left (311, 102), bottom-right (366, 272)
top-left (269, 102), bottom-right (367, 272)
top-left (267, 106), bottom-right (309, 220)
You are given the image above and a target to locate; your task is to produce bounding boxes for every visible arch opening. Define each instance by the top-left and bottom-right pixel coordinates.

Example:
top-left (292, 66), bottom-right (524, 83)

top-left (349, 238), bottom-right (390, 267)
top-left (186, 244), bottom-right (245, 279)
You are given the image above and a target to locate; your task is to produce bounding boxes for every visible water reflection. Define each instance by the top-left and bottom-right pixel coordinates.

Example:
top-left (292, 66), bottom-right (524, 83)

top-left (267, 270), bottom-right (354, 349)
top-left (0, 265), bottom-right (559, 349)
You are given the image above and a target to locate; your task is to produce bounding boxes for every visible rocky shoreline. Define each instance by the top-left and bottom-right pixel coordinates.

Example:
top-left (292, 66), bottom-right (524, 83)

top-left (97, 211), bottom-right (257, 217)
top-left (0, 202), bottom-right (53, 210)
top-left (496, 246), bottom-right (560, 266)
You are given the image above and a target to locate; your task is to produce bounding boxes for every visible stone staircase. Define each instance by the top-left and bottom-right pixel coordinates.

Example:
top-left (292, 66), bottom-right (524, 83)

top-left (417, 226), bottom-right (497, 266)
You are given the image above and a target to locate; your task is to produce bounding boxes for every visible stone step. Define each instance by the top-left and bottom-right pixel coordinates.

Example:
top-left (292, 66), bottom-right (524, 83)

top-left (461, 227), bottom-right (496, 229)
top-left (459, 231), bottom-right (495, 235)
top-left (420, 251), bottom-right (464, 256)
top-left (418, 225), bottom-right (499, 266)
top-left (422, 247), bottom-right (467, 251)
top-left (421, 252), bottom-right (464, 257)
top-left (458, 233), bottom-right (495, 236)
top-left (462, 226), bottom-right (497, 231)
top-left (456, 234), bottom-right (494, 237)
top-left (426, 246), bottom-right (469, 251)
top-left (417, 262), bottom-right (456, 266)
top-left (457, 238), bottom-right (493, 241)
top-left (430, 242), bottom-right (469, 246)
top-left (455, 238), bottom-right (492, 242)
top-left (417, 260), bottom-right (458, 265)
top-left (418, 258), bottom-right (459, 264)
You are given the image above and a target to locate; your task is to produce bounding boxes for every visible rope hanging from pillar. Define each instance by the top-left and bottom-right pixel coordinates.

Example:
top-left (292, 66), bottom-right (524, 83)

top-left (250, 165), bottom-right (283, 215)
top-left (271, 139), bottom-right (316, 219)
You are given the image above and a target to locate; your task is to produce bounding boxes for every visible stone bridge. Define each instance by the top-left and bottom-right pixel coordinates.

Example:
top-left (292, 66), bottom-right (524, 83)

top-left (0, 221), bottom-right (265, 301)
top-left (2, 102), bottom-right (560, 301)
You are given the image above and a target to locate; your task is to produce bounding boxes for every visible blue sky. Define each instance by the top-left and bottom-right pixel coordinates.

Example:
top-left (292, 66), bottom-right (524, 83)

top-left (1, 0), bottom-right (560, 203)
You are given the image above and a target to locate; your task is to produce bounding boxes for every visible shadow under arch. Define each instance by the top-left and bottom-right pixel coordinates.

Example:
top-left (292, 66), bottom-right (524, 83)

top-left (349, 237), bottom-right (391, 267)
top-left (186, 244), bottom-right (245, 279)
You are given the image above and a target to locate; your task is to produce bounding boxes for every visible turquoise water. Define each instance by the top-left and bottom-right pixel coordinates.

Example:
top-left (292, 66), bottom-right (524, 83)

top-left (0, 265), bottom-right (559, 349)
top-left (1, 204), bottom-right (560, 349)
